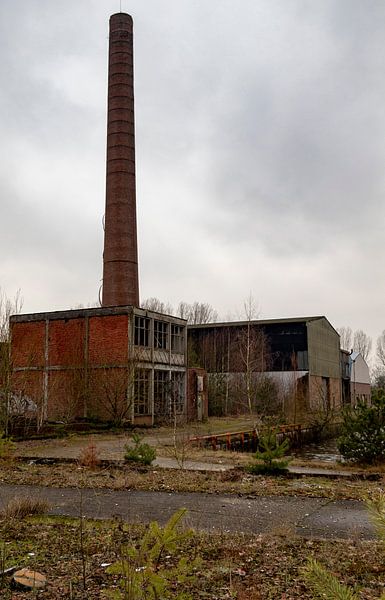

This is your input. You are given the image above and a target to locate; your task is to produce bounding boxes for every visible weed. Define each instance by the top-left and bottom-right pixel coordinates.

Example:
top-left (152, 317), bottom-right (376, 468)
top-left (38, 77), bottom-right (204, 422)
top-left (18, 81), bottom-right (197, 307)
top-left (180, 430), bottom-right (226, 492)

top-left (219, 468), bottom-right (243, 482)
top-left (0, 436), bottom-right (15, 461)
top-left (2, 496), bottom-right (50, 519)
top-left (124, 433), bottom-right (156, 466)
top-left (0, 542), bottom-right (6, 590)
top-left (78, 442), bottom-right (101, 469)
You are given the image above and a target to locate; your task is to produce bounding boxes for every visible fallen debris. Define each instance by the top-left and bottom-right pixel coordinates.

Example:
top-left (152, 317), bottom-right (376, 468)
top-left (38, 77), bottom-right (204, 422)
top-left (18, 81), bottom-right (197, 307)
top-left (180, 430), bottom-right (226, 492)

top-left (12, 568), bottom-right (47, 590)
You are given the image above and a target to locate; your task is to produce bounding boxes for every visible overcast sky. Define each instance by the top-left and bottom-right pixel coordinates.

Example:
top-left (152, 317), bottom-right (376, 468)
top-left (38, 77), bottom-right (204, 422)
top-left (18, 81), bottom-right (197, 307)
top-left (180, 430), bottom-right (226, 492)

top-left (1, 0), bottom-right (384, 353)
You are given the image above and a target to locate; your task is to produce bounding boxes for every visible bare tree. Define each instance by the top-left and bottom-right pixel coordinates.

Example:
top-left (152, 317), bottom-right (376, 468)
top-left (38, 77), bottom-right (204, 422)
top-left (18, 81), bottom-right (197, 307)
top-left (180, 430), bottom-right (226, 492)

top-left (0, 288), bottom-right (23, 342)
top-left (141, 297), bottom-right (174, 315)
top-left (177, 301), bottom-right (218, 324)
top-left (88, 364), bottom-right (136, 426)
top-left (141, 298), bottom-right (218, 324)
top-left (338, 326), bottom-right (372, 362)
top-left (353, 329), bottom-right (372, 361)
top-left (377, 331), bottom-right (385, 369)
top-left (337, 326), bottom-right (352, 351)
top-left (0, 288), bottom-right (24, 435)
top-left (372, 364), bottom-right (385, 390)
top-left (230, 295), bottom-right (270, 416)
top-left (307, 376), bottom-right (338, 439)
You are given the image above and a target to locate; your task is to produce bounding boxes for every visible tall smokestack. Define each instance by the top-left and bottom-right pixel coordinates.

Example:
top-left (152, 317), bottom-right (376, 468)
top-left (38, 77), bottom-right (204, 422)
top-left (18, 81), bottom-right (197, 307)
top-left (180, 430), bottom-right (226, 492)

top-left (102, 13), bottom-right (139, 307)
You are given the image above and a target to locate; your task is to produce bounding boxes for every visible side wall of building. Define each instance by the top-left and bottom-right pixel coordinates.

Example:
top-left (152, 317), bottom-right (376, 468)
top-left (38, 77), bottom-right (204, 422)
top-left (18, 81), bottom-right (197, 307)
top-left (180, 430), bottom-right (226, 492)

top-left (307, 319), bottom-right (341, 379)
top-left (308, 374), bottom-right (341, 413)
top-left (307, 318), bottom-right (342, 409)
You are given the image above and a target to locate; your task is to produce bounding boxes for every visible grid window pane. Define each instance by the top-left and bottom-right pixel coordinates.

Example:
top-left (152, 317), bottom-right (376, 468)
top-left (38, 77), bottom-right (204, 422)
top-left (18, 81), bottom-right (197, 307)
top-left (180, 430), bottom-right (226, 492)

top-left (134, 369), bottom-right (150, 415)
top-left (171, 324), bottom-right (184, 354)
top-left (134, 316), bottom-right (150, 347)
top-left (154, 320), bottom-right (168, 350)
top-left (154, 370), bottom-right (169, 416)
top-left (171, 371), bottom-right (185, 413)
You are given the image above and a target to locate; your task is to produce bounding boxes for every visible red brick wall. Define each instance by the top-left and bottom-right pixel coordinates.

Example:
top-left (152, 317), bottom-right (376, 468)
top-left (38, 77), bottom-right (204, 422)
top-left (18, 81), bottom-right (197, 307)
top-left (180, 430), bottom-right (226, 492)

top-left (11, 321), bottom-right (45, 367)
top-left (88, 367), bottom-right (130, 422)
top-left (47, 370), bottom-right (85, 421)
top-left (12, 370), bottom-right (44, 406)
top-left (88, 315), bottom-right (128, 365)
top-left (10, 308), bottom-right (187, 425)
top-left (48, 319), bottom-right (85, 367)
top-left (11, 310), bottom-right (132, 422)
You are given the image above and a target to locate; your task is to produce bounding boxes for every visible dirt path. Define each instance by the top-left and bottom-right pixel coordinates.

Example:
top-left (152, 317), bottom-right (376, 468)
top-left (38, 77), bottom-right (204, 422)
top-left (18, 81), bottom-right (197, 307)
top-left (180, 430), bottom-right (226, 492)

top-left (0, 483), bottom-right (374, 540)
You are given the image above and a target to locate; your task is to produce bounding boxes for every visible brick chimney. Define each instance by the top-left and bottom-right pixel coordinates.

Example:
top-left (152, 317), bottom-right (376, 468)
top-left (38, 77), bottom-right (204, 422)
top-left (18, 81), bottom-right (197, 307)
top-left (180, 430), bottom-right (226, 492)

top-left (102, 13), bottom-right (139, 307)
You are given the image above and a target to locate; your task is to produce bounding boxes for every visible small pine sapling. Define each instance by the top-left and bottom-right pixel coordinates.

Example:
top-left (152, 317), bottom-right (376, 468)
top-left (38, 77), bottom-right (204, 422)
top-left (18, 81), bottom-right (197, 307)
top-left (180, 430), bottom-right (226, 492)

top-left (124, 433), bottom-right (156, 466)
top-left (104, 508), bottom-right (199, 599)
top-left (304, 492), bottom-right (385, 599)
top-left (305, 559), bottom-right (359, 600)
top-left (247, 427), bottom-right (290, 475)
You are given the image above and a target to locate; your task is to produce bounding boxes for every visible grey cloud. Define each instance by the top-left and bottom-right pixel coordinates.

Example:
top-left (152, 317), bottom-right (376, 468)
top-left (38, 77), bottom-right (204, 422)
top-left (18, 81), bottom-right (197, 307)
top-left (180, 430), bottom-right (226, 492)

top-left (0, 0), bottom-right (384, 348)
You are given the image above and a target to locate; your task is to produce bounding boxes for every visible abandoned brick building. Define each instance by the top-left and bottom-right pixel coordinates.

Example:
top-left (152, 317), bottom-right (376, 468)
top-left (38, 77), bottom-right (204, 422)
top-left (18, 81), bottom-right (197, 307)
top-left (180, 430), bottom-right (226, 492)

top-left (10, 306), bottom-right (187, 426)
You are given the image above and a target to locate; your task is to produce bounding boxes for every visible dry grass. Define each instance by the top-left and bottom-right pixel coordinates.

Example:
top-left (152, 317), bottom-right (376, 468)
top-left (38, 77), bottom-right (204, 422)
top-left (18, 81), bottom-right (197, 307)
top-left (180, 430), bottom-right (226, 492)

top-left (0, 461), bottom-right (383, 501)
top-left (2, 496), bottom-right (50, 519)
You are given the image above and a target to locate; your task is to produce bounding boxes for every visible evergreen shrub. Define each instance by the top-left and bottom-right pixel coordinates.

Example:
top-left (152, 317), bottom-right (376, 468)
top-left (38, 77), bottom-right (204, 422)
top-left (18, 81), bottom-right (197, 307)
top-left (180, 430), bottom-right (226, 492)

top-left (247, 427), bottom-right (290, 475)
top-left (124, 433), bottom-right (156, 466)
top-left (338, 389), bottom-right (385, 464)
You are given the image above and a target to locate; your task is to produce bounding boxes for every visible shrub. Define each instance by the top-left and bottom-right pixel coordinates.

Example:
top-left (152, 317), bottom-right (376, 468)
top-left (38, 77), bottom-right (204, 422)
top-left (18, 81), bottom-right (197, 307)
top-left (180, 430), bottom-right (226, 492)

top-left (124, 433), bottom-right (156, 466)
top-left (78, 442), bottom-right (101, 469)
top-left (338, 389), bottom-right (385, 464)
top-left (247, 427), bottom-right (290, 476)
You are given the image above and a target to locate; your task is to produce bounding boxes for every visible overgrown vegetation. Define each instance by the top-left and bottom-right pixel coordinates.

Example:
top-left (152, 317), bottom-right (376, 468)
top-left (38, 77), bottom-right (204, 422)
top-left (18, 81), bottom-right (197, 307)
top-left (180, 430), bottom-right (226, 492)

top-left (0, 434), bottom-right (15, 460)
top-left (338, 389), bottom-right (385, 464)
top-left (124, 433), bottom-right (156, 466)
top-left (0, 512), bottom-right (383, 599)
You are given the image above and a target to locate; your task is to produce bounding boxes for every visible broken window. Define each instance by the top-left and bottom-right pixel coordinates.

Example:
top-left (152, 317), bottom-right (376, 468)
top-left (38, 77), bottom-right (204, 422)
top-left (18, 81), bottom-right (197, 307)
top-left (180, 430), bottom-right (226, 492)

top-left (171, 371), bottom-right (185, 414)
top-left (134, 369), bottom-right (150, 415)
top-left (154, 320), bottom-right (168, 350)
top-left (171, 324), bottom-right (184, 354)
top-left (134, 316), bottom-right (150, 347)
top-left (154, 369), bottom-right (170, 416)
